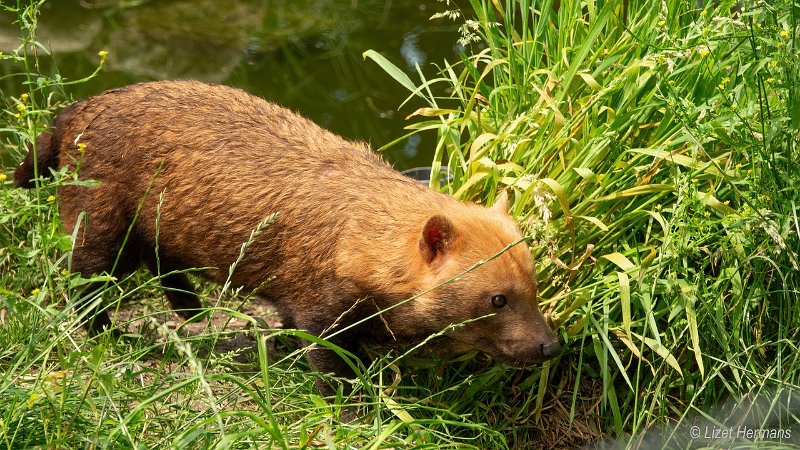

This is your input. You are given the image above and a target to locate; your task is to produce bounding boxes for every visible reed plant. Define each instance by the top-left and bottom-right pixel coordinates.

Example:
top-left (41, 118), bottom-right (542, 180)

top-left (367, 0), bottom-right (800, 446)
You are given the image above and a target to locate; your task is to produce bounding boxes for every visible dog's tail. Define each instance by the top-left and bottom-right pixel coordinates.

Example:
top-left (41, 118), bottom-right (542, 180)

top-left (13, 131), bottom-right (57, 188)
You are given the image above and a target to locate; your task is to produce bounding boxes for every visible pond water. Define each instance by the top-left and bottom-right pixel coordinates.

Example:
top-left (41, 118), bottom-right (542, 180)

top-left (0, 0), bottom-right (463, 169)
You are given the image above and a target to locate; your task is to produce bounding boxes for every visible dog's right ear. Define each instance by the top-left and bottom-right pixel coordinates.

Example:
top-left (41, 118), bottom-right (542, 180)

top-left (419, 215), bottom-right (454, 264)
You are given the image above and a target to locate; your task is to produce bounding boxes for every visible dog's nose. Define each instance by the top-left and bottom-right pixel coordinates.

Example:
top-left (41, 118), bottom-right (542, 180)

top-left (541, 341), bottom-right (562, 359)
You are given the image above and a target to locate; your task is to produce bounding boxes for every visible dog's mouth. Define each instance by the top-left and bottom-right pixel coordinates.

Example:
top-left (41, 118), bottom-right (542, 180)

top-left (489, 352), bottom-right (546, 367)
top-left (468, 337), bottom-right (553, 367)
top-left (380, 332), bottom-right (559, 367)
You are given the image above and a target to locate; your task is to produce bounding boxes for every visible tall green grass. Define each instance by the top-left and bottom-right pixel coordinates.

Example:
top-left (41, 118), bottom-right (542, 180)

top-left (2, 0), bottom-right (800, 448)
top-left (369, 0), bottom-right (800, 445)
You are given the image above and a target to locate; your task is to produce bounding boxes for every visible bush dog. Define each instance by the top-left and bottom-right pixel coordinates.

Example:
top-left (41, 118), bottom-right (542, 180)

top-left (15, 80), bottom-right (561, 393)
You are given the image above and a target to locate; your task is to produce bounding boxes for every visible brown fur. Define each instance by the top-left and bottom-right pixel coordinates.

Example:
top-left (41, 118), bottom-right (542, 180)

top-left (14, 80), bottom-right (560, 390)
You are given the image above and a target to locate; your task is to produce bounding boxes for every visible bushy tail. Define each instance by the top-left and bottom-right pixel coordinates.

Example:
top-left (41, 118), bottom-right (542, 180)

top-left (13, 131), bottom-right (57, 188)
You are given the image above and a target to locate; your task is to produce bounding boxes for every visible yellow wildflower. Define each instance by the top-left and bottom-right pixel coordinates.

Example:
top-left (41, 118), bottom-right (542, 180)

top-left (47, 195), bottom-right (55, 202)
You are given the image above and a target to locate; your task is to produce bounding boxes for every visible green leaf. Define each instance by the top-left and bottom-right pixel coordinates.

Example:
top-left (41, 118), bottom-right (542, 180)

top-left (683, 292), bottom-right (705, 377)
top-left (468, 133), bottom-right (498, 163)
top-left (573, 167), bottom-right (598, 182)
top-left (578, 71), bottom-right (603, 90)
top-left (362, 50), bottom-right (418, 96)
top-left (540, 178), bottom-right (573, 224)
top-left (632, 332), bottom-right (683, 376)
top-left (589, 314), bottom-right (633, 390)
top-left (696, 190), bottom-right (736, 215)
top-left (405, 108), bottom-right (459, 119)
top-left (577, 215), bottom-right (609, 231)
top-left (594, 184), bottom-right (674, 201)
top-left (602, 252), bottom-right (635, 271)
top-left (618, 272), bottom-right (631, 337)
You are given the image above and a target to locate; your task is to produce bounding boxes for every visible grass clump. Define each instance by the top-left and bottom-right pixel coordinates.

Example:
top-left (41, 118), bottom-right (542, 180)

top-left (369, 0), bottom-right (800, 446)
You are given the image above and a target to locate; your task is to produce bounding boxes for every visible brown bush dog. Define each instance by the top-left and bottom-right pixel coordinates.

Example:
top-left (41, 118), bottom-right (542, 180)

top-left (14, 80), bottom-right (561, 395)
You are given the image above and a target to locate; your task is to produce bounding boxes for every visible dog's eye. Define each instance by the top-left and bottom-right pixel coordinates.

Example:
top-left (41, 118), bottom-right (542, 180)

top-left (491, 294), bottom-right (507, 308)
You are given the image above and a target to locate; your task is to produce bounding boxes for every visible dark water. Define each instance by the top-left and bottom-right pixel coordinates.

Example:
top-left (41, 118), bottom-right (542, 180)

top-left (0, 0), bottom-right (462, 169)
